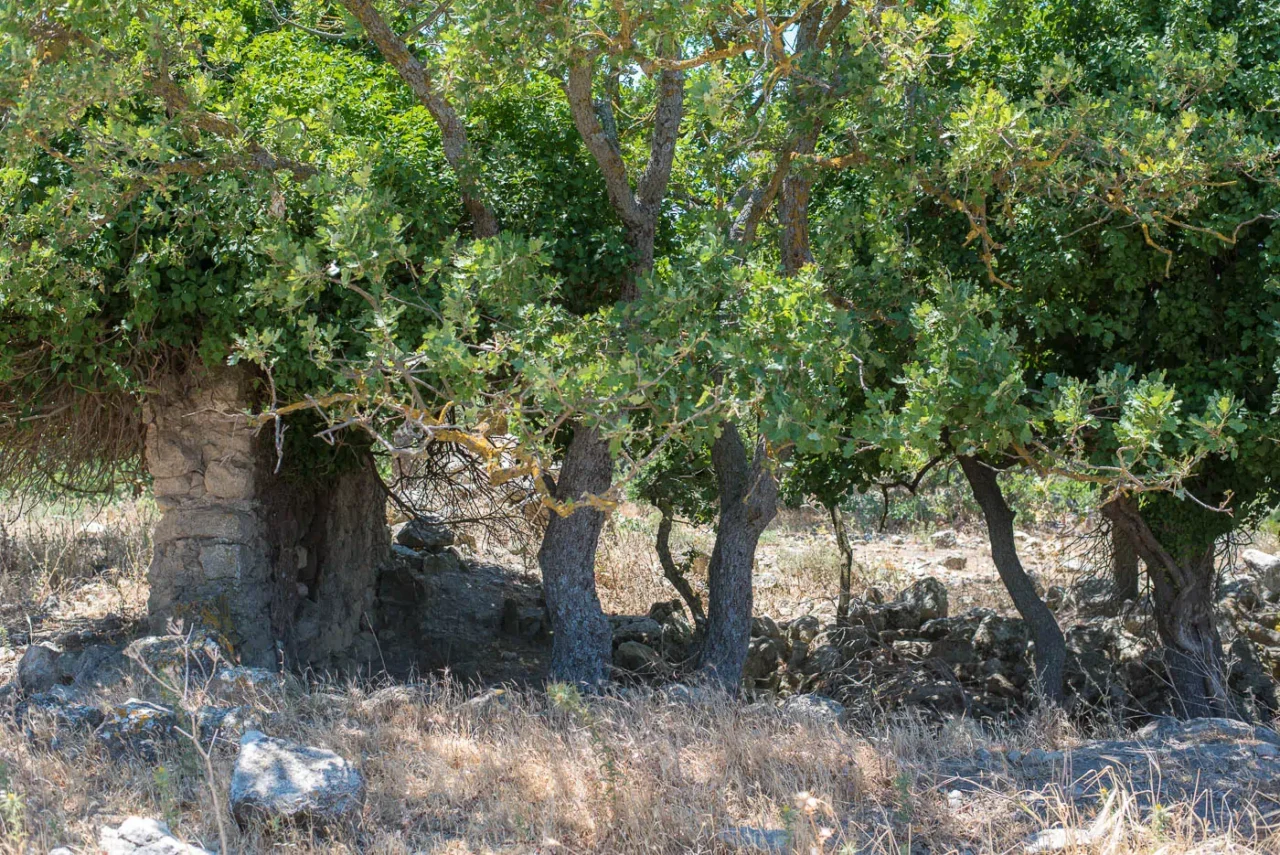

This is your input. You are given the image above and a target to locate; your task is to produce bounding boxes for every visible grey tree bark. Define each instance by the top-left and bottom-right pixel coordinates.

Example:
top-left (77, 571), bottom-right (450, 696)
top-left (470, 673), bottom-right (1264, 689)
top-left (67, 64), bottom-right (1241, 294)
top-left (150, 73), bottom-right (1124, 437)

top-left (340, 0), bottom-right (499, 237)
top-left (1102, 496), bottom-right (1233, 719)
top-left (1111, 522), bottom-right (1141, 602)
top-left (655, 501), bottom-right (706, 624)
top-left (698, 423), bottom-right (779, 689)
top-left (537, 426), bottom-right (615, 685)
top-left (827, 501), bottom-right (854, 624)
top-left (958, 456), bottom-right (1066, 704)
top-left (145, 362), bottom-right (389, 669)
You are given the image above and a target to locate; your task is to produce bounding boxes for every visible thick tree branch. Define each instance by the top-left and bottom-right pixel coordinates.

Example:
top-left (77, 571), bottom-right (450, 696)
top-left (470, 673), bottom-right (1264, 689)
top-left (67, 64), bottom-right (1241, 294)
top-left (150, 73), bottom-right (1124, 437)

top-left (564, 56), bottom-right (646, 230)
top-left (338, 0), bottom-right (499, 237)
top-left (636, 62), bottom-right (685, 209)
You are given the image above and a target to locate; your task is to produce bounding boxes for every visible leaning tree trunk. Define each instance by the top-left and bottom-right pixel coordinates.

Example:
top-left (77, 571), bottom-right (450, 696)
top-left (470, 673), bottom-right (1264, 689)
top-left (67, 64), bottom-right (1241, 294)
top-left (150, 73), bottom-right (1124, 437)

top-left (537, 426), bottom-right (615, 686)
top-left (827, 501), bottom-right (855, 624)
top-left (144, 363), bottom-right (389, 669)
top-left (699, 423), bottom-right (779, 690)
top-left (1103, 497), bottom-right (1233, 719)
top-left (656, 501), bottom-right (705, 624)
top-left (1111, 521), bottom-right (1141, 602)
top-left (958, 456), bottom-right (1066, 704)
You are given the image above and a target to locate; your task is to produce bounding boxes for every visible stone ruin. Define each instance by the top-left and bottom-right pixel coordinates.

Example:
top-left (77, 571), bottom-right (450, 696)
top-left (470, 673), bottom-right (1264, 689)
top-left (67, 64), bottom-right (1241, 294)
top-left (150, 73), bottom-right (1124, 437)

top-left (143, 364), bottom-right (388, 669)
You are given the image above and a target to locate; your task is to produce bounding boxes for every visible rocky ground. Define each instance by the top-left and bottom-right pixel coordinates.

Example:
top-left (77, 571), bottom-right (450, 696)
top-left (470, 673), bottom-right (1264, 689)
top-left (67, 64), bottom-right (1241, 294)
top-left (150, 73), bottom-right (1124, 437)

top-left (2, 504), bottom-right (1280, 853)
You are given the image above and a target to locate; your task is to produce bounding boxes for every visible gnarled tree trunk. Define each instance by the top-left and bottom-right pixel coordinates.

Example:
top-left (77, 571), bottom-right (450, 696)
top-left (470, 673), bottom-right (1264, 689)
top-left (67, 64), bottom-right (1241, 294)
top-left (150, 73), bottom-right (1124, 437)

top-left (959, 456), bottom-right (1066, 704)
top-left (699, 423), bottom-right (779, 690)
top-left (537, 426), bottom-right (615, 685)
top-left (145, 363), bottom-right (389, 669)
top-left (1103, 496), bottom-right (1232, 719)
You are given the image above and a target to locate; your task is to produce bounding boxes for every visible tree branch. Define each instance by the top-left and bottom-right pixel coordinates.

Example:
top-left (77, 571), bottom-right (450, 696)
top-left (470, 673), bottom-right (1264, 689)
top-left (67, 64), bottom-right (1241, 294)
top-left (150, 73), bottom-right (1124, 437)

top-left (338, 0), bottom-right (498, 237)
top-left (564, 55), bottom-right (646, 230)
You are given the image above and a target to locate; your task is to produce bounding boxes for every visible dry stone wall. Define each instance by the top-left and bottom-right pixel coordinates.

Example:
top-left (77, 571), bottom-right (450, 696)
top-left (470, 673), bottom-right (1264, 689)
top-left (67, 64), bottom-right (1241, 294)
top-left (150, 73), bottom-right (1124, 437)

top-left (144, 363), bottom-right (388, 669)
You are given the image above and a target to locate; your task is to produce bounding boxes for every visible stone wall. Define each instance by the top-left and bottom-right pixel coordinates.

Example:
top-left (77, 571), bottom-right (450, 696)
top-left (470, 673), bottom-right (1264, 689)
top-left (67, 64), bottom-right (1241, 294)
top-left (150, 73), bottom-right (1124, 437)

top-left (144, 364), bottom-right (388, 669)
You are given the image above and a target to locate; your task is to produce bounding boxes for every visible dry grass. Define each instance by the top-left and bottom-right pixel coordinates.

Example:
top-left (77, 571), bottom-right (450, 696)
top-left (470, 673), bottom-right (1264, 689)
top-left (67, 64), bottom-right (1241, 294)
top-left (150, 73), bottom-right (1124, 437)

top-left (0, 499), bottom-right (155, 621)
top-left (5, 677), bottom-right (1277, 854)
top-left (2, 501), bottom-right (1279, 854)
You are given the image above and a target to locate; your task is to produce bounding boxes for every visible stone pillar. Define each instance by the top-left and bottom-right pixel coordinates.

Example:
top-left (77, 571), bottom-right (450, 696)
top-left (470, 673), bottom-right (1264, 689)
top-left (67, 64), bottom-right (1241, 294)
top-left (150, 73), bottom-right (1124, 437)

top-left (144, 364), bottom-right (388, 669)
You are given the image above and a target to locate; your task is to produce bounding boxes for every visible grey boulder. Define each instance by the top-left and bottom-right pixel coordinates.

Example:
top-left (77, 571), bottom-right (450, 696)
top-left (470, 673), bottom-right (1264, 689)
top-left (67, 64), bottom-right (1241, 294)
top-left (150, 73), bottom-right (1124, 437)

top-left (17, 642), bottom-right (61, 695)
top-left (230, 730), bottom-right (365, 824)
top-left (392, 515), bottom-right (454, 552)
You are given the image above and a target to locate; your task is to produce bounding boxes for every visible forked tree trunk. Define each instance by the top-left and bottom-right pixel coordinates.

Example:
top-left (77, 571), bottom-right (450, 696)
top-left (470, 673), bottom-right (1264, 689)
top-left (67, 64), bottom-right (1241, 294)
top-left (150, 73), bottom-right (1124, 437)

top-left (537, 426), bottom-right (614, 685)
top-left (1103, 496), bottom-right (1233, 719)
top-left (699, 423), bottom-right (779, 690)
top-left (958, 457), bottom-right (1066, 704)
top-left (144, 363), bottom-right (389, 669)
top-left (1112, 522), bottom-right (1141, 602)
top-left (827, 502), bottom-right (855, 624)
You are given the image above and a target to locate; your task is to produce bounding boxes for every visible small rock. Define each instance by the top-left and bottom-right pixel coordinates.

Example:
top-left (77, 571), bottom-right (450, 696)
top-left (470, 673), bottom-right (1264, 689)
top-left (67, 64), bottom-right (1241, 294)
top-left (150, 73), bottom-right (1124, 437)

top-left (390, 543), bottom-right (424, 571)
top-left (197, 705), bottom-right (262, 744)
top-left (716, 826), bottom-right (789, 853)
top-left (781, 694), bottom-right (844, 725)
top-left (1044, 585), bottom-right (1067, 611)
top-left (1254, 742), bottom-right (1279, 758)
top-left (15, 691), bottom-right (105, 735)
top-left (613, 641), bottom-right (664, 675)
top-left (48, 848), bottom-right (73, 855)
top-left (126, 634), bottom-right (223, 686)
top-left (420, 549), bottom-right (463, 574)
top-left (889, 535), bottom-right (906, 545)
top-left (941, 554), bottom-right (967, 571)
top-left (462, 688), bottom-right (510, 712)
top-left (931, 529), bottom-right (959, 549)
top-left (663, 683), bottom-right (722, 705)
top-left (230, 730), bottom-right (365, 824)
top-left (392, 515), bottom-right (454, 552)
top-left (1024, 827), bottom-right (1100, 853)
top-left (70, 643), bottom-right (128, 689)
top-left (609, 616), bottom-right (663, 647)
top-left (97, 699), bottom-right (177, 759)
top-left (17, 642), bottom-right (61, 695)
top-left (208, 666), bottom-right (288, 706)
top-left (99, 816), bottom-right (213, 855)
top-left (646, 599), bottom-right (683, 624)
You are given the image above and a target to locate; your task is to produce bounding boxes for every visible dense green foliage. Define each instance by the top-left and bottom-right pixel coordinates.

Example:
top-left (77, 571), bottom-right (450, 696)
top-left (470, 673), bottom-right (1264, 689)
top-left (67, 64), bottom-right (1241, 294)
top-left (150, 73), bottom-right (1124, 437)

top-left (3, 0), bottom-right (1278, 534)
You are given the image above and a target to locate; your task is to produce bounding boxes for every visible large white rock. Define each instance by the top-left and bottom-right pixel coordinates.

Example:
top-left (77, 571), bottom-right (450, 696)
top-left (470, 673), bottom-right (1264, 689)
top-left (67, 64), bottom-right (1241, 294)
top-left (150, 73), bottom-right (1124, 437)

top-left (230, 730), bottom-right (365, 824)
top-left (99, 817), bottom-right (213, 855)
top-left (1242, 548), bottom-right (1280, 594)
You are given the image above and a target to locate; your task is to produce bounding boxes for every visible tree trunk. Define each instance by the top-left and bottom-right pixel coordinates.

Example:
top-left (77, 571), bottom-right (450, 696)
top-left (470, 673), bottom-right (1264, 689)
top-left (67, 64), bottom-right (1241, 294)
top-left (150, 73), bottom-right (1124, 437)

top-left (828, 501), bottom-right (854, 624)
top-left (699, 423), bottom-right (779, 690)
top-left (1111, 521), bottom-right (1141, 602)
top-left (1103, 496), bottom-right (1233, 719)
top-left (537, 426), bottom-right (614, 686)
top-left (656, 501), bottom-right (705, 624)
top-left (958, 456), bottom-right (1066, 704)
top-left (144, 363), bottom-right (389, 669)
